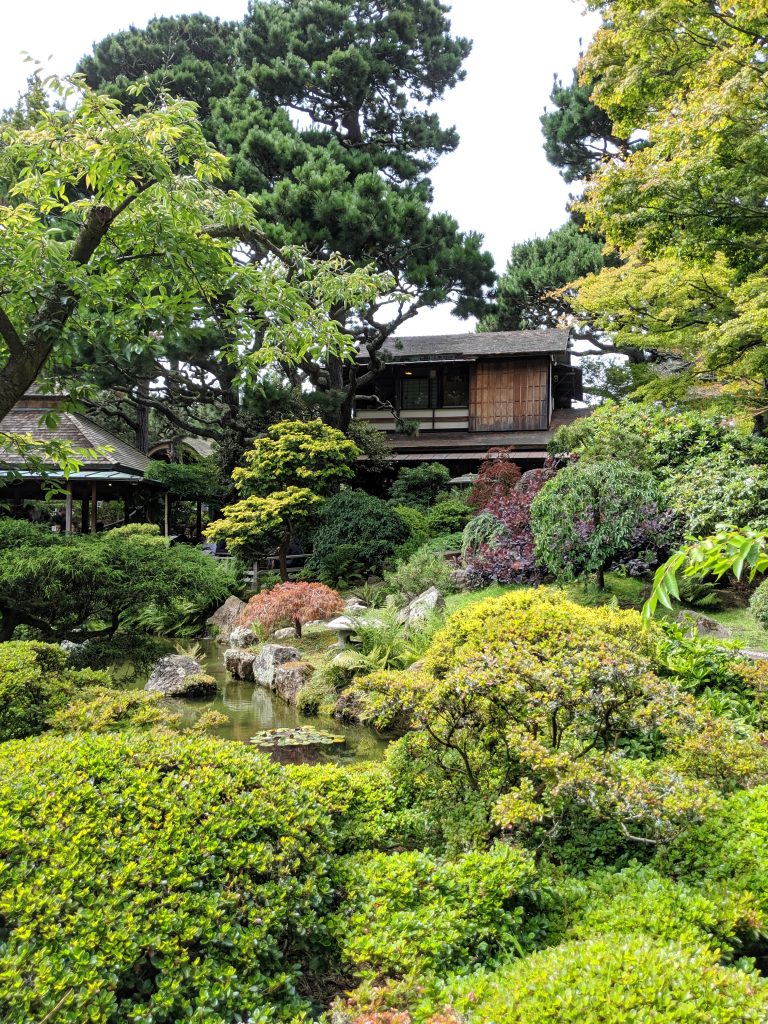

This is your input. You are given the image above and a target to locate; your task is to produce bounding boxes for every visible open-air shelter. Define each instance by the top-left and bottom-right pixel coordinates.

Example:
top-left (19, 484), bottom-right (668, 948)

top-left (0, 389), bottom-right (166, 532)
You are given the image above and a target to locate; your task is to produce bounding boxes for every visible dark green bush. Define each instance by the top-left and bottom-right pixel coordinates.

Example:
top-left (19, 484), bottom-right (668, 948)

top-left (0, 732), bottom-right (337, 1024)
top-left (0, 521), bottom-right (239, 640)
top-left (447, 934), bottom-right (768, 1024)
top-left (389, 462), bottom-right (451, 510)
top-left (0, 640), bottom-right (108, 742)
top-left (425, 498), bottom-right (472, 535)
top-left (306, 490), bottom-right (410, 580)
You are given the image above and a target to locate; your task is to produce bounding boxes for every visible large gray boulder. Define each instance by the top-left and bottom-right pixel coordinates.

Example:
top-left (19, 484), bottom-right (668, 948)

top-left (224, 648), bottom-right (258, 681)
top-left (397, 587), bottom-right (445, 627)
top-left (228, 625), bottom-right (260, 649)
top-left (274, 661), bottom-right (314, 706)
top-left (145, 655), bottom-right (217, 696)
top-left (206, 596), bottom-right (247, 643)
top-left (252, 644), bottom-right (302, 687)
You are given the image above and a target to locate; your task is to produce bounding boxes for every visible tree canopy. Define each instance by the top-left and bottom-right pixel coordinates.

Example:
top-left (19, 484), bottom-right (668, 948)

top-left (78, 2), bottom-right (495, 429)
top-left (571, 0), bottom-right (768, 417)
top-left (206, 420), bottom-right (360, 576)
top-left (0, 74), bottom-right (387, 421)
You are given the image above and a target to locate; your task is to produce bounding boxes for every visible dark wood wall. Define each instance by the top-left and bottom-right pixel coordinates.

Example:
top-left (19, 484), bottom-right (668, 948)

top-left (469, 357), bottom-right (550, 431)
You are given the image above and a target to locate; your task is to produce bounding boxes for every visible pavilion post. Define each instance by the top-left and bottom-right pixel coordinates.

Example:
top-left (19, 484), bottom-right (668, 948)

top-left (196, 499), bottom-right (202, 538)
top-left (164, 493), bottom-right (169, 537)
top-left (65, 485), bottom-right (73, 533)
top-left (90, 484), bottom-right (98, 534)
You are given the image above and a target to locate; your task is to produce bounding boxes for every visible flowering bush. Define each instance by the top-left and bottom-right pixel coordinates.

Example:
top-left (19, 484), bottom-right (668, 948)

top-left (239, 581), bottom-right (343, 637)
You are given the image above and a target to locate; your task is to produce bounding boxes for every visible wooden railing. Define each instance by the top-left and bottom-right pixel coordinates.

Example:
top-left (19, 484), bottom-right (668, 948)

top-left (355, 407), bottom-right (469, 432)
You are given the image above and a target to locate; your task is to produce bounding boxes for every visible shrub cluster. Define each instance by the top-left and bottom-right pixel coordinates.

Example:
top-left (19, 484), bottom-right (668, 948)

top-left (306, 490), bottom-right (410, 582)
top-left (0, 640), bottom-right (108, 742)
top-left (0, 732), bottom-right (338, 1024)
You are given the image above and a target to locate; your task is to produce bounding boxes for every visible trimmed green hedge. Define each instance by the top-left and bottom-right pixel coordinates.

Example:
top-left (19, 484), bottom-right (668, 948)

top-left (0, 732), bottom-right (337, 1024)
top-left (450, 934), bottom-right (768, 1024)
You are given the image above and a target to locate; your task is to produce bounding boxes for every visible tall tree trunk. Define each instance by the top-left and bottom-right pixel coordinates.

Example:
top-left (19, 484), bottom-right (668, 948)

top-left (278, 532), bottom-right (290, 582)
top-left (135, 377), bottom-right (150, 454)
top-left (595, 566), bottom-right (606, 590)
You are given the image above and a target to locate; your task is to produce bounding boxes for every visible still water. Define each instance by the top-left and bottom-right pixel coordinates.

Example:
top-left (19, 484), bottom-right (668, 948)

top-left (142, 640), bottom-right (389, 763)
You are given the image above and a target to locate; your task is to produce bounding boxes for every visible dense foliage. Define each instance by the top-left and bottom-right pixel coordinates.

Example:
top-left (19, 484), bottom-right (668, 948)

top-left (550, 402), bottom-right (762, 476)
top-left (467, 448), bottom-right (521, 508)
top-left (0, 732), bottom-right (339, 1024)
top-left (445, 935), bottom-right (768, 1024)
top-left (531, 460), bottom-right (661, 587)
top-left (306, 490), bottom-right (410, 583)
top-left (207, 420), bottom-right (360, 576)
top-left (465, 464), bottom-right (556, 585)
top-left (389, 463), bottom-right (451, 511)
top-left (0, 641), bottom-right (107, 742)
top-left (0, 521), bottom-right (237, 640)
top-left (0, 77), bottom-right (384, 422)
top-left (570, 1), bottom-right (768, 417)
top-left (78, 3), bottom-right (494, 430)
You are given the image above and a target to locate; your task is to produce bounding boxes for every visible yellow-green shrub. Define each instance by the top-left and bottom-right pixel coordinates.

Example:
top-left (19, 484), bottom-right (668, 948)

top-left (0, 640), bottom-right (108, 742)
top-left (0, 732), bottom-right (337, 1024)
top-left (334, 844), bottom-right (546, 980)
top-left (446, 935), bottom-right (768, 1024)
top-left (424, 588), bottom-right (656, 677)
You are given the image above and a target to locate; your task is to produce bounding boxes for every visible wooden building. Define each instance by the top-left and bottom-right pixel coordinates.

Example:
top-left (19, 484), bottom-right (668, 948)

top-left (354, 328), bottom-right (585, 470)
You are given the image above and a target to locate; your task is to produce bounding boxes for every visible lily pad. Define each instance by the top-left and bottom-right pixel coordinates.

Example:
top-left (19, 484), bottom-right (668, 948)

top-left (250, 726), bottom-right (346, 749)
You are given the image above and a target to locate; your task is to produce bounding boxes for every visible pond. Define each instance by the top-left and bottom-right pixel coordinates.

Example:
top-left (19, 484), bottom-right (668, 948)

top-left (135, 640), bottom-right (389, 764)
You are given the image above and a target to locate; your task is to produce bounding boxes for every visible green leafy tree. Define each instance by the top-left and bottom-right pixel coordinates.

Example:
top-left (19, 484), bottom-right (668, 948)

top-left (0, 521), bottom-right (236, 641)
top-left (531, 460), bottom-right (660, 588)
top-left (0, 72), bottom-right (387, 424)
top-left (549, 402), bottom-right (764, 478)
top-left (78, 3), bottom-right (495, 429)
top-left (389, 462), bottom-right (451, 510)
top-left (572, 0), bottom-right (768, 421)
top-left (206, 420), bottom-right (360, 578)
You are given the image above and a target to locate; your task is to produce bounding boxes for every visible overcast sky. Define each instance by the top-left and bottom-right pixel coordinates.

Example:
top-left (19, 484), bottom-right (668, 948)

top-left (0, 0), bottom-right (600, 334)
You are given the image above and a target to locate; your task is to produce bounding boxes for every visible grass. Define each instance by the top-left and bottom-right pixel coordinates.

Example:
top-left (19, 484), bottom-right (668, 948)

top-left (690, 607), bottom-right (768, 651)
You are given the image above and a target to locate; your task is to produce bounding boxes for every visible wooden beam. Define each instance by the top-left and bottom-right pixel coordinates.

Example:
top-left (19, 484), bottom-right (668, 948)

top-left (65, 485), bottom-right (73, 533)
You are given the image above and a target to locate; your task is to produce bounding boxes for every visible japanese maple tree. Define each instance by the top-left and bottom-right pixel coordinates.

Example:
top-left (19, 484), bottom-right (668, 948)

top-left (239, 582), bottom-right (343, 638)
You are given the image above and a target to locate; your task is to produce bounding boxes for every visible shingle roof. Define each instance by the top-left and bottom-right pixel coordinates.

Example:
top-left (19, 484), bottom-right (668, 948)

top-left (0, 406), bottom-right (152, 475)
top-left (360, 328), bottom-right (570, 363)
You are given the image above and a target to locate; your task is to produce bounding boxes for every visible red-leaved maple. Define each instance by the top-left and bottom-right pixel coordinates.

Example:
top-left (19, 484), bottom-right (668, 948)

top-left (238, 582), bottom-right (344, 638)
top-left (467, 447), bottom-right (522, 509)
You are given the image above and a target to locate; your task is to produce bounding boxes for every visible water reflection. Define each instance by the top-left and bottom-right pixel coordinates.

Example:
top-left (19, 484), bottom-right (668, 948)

top-left (138, 640), bottom-right (389, 762)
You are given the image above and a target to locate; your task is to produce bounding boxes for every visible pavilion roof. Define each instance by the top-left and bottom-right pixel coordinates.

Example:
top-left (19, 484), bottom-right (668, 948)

top-left (0, 402), bottom-right (152, 476)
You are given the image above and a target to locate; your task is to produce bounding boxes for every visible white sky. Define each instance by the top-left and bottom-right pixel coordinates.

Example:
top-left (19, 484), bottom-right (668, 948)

top-left (0, 0), bottom-right (600, 335)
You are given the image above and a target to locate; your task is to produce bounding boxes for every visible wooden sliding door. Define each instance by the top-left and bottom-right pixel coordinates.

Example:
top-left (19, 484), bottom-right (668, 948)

top-left (470, 358), bottom-right (549, 430)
